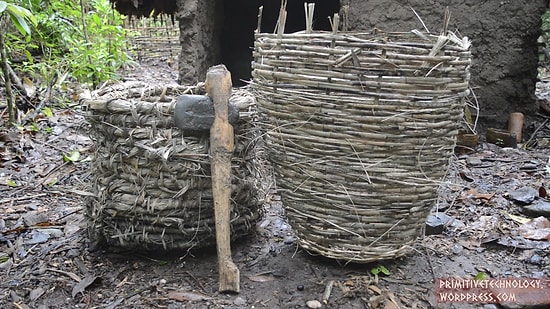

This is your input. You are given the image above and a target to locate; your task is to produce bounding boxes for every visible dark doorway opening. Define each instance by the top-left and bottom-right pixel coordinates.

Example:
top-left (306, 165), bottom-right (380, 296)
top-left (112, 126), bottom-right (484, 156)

top-left (221, 0), bottom-right (341, 86)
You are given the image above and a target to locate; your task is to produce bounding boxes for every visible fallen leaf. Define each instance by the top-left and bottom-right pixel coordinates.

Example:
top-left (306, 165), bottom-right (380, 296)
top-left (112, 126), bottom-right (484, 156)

top-left (46, 268), bottom-right (82, 282)
top-left (369, 285), bottom-right (382, 294)
top-left (539, 185), bottom-right (547, 198)
top-left (383, 300), bottom-right (400, 309)
top-left (457, 238), bottom-right (482, 250)
top-left (503, 211), bottom-right (530, 224)
top-left (29, 287), bottom-right (45, 301)
top-left (518, 216), bottom-right (550, 240)
top-left (498, 236), bottom-right (550, 250)
top-left (63, 221), bottom-right (81, 236)
top-left (462, 189), bottom-right (495, 201)
top-left (369, 294), bottom-right (386, 308)
top-left (25, 230), bottom-right (50, 245)
top-left (22, 76), bottom-right (36, 97)
top-left (167, 290), bottom-right (212, 302)
top-left (459, 171), bottom-right (474, 182)
top-left (23, 211), bottom-right (49, 226)
top-left (63, 150), bottom-right (81, 163)
top-left (247, 274), bottom-right (275, 282)
top-left (72, 275), bottom-right (102, 298)
top-left (468, 216), bottom-right (498, 231)
top-left (64, 134), bottom-right (92, 144)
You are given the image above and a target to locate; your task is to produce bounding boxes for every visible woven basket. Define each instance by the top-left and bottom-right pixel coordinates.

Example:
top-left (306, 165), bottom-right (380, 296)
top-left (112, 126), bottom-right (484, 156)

top-left (251, 30), bottom-right (471, 263)
top-left (84, 81), bottom-right (261, 251)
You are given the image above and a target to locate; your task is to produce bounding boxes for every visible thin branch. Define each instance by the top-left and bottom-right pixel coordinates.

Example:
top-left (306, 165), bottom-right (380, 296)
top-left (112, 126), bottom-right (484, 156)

top-left (7, 62), bottom-right (26, 95)
top-left (22, 72), bottom-right (57, 124)
top-left (0, 24), bottom-right (16, 125)
top-left (79, 0), bottom-right (95, 86)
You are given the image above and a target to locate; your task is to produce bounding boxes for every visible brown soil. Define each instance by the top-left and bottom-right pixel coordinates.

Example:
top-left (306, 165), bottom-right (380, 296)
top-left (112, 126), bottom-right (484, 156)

top-left (1, 61), bottom-right (549, 309)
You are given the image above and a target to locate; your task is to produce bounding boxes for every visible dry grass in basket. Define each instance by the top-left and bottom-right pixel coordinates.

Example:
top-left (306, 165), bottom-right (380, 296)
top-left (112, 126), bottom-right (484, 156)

top-left (84, 81), bottom-right (263, 251)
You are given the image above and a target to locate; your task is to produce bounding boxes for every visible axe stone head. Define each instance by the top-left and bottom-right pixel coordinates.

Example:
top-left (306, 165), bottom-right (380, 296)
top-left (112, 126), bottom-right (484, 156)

top-left (173, 95), bottom-right (239, 132)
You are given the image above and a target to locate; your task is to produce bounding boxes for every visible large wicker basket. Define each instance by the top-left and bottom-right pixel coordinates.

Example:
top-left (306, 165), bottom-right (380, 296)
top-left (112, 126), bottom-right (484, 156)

top-left (251, 28), bottom-right (471, 262)
top-left (84, 81), bottom-right (261, 251)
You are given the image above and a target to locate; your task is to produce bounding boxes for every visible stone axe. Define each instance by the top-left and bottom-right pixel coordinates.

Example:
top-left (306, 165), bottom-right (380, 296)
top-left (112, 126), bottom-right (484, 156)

top-left (173, 94), bottom-right (239, 132)
top-left (174, 65), bottom-right (240, 293)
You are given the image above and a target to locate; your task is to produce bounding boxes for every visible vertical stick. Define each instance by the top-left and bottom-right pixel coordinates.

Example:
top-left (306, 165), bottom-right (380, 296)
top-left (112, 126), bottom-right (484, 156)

top-left (206, 64), bottom-right (240, 293)
top-left (257, 5), bottom-right (264, 33)
top-left (0, 30), bottom-right (15, 125)
top-left (276, 0), bottom-right (287, 36)
top-left (508, 112), bottom-right (524, 143)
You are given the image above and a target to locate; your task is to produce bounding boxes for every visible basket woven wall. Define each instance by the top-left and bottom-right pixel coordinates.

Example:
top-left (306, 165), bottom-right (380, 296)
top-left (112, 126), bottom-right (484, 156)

top-left (251, 29), bottom-right (471, 263)
top-left (84, 82), bottom-right (261, 251)
top-left (125, 18), bottom-right (180, 62)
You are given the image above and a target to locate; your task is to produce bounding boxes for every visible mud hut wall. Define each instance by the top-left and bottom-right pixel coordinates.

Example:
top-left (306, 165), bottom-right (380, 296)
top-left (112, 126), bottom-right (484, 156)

top-left (174, 0), bottom-right (547, 129)
top-left (175, 0), bottom-right (340, 85)
top-left (176, 0), bottom-right (222, 84)
top-left (343, 0), bottom-right (548, 130)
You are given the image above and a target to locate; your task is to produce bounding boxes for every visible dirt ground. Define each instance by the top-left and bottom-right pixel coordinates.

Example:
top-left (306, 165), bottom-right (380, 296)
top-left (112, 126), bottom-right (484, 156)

top-left (1, 61), bottom-right (550, 309)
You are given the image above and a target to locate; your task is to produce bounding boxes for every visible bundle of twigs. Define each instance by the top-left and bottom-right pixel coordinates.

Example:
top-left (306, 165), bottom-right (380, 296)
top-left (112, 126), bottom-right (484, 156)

top-left (84, 82), bottom-right (262, 251)
top-left (251, 5), bottom-right (471, 263)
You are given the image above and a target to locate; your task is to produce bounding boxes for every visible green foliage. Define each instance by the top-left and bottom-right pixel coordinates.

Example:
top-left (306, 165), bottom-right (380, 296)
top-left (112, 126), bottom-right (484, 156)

top-left (63, 149), bottom-right (81, 163)
top-left (474, 271), bottom-right (487, 280)
top-left (542, 10), bottom-right (550, 50)
top-left (0, 1), bottom-right (37, 37)
top-left (0, 0), bottom-right (37, 125)
top-left (65, 0), bottom-right (131, 85)
top-left (0, 252), bottom-right (9, 263)
top-left (42, 106), bottom-right (53, 118)
top-left (8, 0), bottom-right (132, 88)
top-left (370, 264), bottom-right (390, 276)
top-left (543, 10), bottom-right (550, 36)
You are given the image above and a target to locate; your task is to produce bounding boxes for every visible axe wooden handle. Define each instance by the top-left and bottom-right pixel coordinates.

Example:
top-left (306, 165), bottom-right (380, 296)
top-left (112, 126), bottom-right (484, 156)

top-left (206, 65), bottom-right (240, 293)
